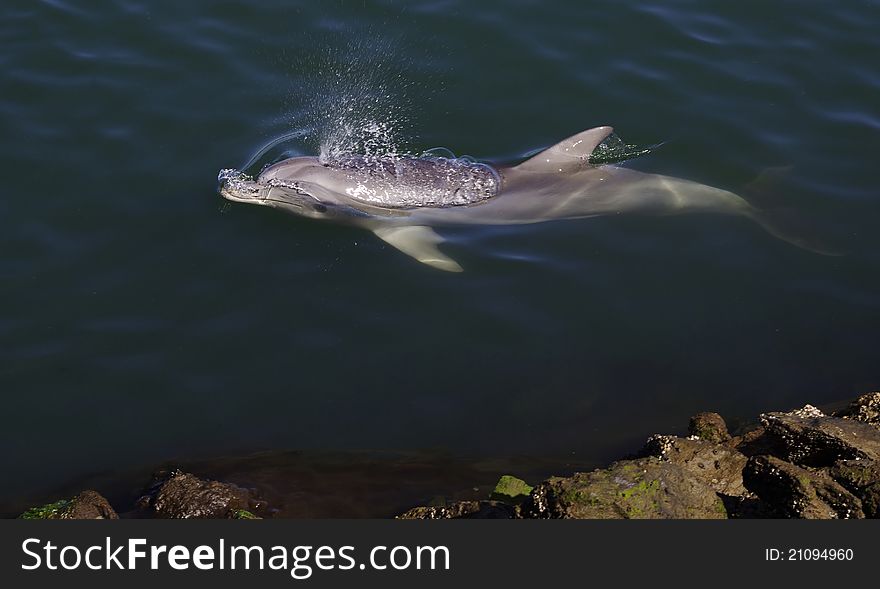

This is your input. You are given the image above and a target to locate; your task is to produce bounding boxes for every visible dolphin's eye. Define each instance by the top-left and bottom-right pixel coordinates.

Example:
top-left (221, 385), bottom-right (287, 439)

top-left (312, 203), bottom-right (327, 213)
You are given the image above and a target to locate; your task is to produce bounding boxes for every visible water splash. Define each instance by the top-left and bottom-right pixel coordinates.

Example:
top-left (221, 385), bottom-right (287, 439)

top-left (589, 133), bottom-right (660, 165)
top-left (217, 168), bottom-right (261, 198)
top-left (232, 34), bottom-right (518, 208)
top-left (294, 35), bottom-right (419, 164)
top-left (264, 33), bottom-right (501, 208)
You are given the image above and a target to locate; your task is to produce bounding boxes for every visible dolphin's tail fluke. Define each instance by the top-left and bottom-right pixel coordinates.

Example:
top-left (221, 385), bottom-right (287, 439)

top-left (748, 207), bottom-right (844, 256)
top-left (743, 167), bottom-right (845, 256)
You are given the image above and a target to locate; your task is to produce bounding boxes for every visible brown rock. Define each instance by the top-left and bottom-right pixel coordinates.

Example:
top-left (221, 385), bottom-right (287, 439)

top-left (59, 490), bottom-right (119, 520)
top-left (717, 494), bottom-right (777, 519)
top-left (760, 412), bottom-right (880, 466)
top-left (19, 490), bottom-right (118, 520)
top-left (834, 392), bottom-right (880, 426)
top-left (642, 435), bottom-right (747, 496)
top-left (524, 457), bottom-right (727, 519)
top-left (857, 482), bottom-right (880, 518)
top-left (398, 500), bottom-right (517, 519)
top-left (743, 455), bottom-right (863, 519)
top-left (829, 459), bottom-right (880, 518)
top-left (142, 471), bottom-right (255, 519)
top-left (688, 412), bottom-right (731, 444)
top-left (786, 404), bottom-right (827, 418)
top-left (731, 426), bottom-right (783, 457)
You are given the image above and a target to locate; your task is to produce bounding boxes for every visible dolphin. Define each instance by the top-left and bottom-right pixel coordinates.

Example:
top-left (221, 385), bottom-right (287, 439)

top-left (219, 126), bottom-right (818, 271)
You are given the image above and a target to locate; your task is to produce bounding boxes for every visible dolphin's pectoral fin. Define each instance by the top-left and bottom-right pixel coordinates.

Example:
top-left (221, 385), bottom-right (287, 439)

top-left (514, 126), bottom-right (615, 173)
top-left (373, 226), bottom-right (464, 272)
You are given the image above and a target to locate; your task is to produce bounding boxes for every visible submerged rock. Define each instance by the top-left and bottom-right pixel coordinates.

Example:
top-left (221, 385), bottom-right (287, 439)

top-left (743, 455), bottom-right (863, 519)
top-left (524, 458), bottom-right (727, 519)
top-left (398, 501), bottom-right (517, 519)
top-left (642, 435), bottom-right (747, 497)
top-left (688, 412), bottom-right (731, 444)
top-left (490, 475), bottom-right (533, 504)
top-left (760, 411), bottom-right (880, 466)
top-left (138, 470), bottom-right (260, 519)
top-left (19, 490), bottom-right (117, 520)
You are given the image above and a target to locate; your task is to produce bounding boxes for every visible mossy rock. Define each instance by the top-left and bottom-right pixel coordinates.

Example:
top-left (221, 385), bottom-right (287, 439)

top-left (688, 412), bottom-right (731, 444)
top-left (490, 475), bottom-right (533, 504)
top-left (524, 457), bottom-right (728, 519)
top-left (18, 491), bottom-right (118, 520)
top-left (230, 509), bottom-right (260, 520)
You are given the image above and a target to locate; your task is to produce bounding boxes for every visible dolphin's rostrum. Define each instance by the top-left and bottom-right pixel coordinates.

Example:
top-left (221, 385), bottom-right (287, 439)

top-left (219, 126), bottom-right (824, 271)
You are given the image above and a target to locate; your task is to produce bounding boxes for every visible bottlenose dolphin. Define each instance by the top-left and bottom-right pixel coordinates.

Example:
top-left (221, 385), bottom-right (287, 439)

top-left (219, 126), bottom-right (817, 271)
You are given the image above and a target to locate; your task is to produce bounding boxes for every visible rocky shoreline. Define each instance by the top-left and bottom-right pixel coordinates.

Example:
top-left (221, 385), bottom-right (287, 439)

top-left (16, 392), bottom-right (880, 520)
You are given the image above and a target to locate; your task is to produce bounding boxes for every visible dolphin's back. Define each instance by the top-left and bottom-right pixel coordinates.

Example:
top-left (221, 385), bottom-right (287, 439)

top-left (326, 155), bottom-right (501, 209)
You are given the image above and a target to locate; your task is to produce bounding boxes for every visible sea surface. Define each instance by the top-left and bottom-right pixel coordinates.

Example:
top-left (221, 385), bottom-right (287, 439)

top-left (2, 0), bottom-right (879, 509)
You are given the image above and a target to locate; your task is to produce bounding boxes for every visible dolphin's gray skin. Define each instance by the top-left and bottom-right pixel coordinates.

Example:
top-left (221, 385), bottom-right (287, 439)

top-left (219, 126), bottom-right (807, 271)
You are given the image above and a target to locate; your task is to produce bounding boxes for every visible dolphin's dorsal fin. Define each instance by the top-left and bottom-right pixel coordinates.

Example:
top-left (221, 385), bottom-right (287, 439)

top-left (514, 126), bottom-right (614, 173)
top-left (373, 226), bottom-right (464, 272)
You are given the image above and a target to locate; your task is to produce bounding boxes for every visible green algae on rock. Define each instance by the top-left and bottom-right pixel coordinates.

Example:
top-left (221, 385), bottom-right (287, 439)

top-left (18, 491), bottom-right (118, 520)
top-left (19, 499), bottom-right (72, 520)
top-left (524, 458), bottom-right (727, 519)
top-left (490, 475), bottom-right (533, 504)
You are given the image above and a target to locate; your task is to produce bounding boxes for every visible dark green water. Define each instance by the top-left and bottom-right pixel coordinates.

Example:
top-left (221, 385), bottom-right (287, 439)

top-left (2, 0), bottom-right (879, 505)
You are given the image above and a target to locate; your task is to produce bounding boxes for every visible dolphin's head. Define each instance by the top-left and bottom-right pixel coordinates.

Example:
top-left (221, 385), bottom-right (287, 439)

top-left (218, 157), bottom-right (357, 221)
